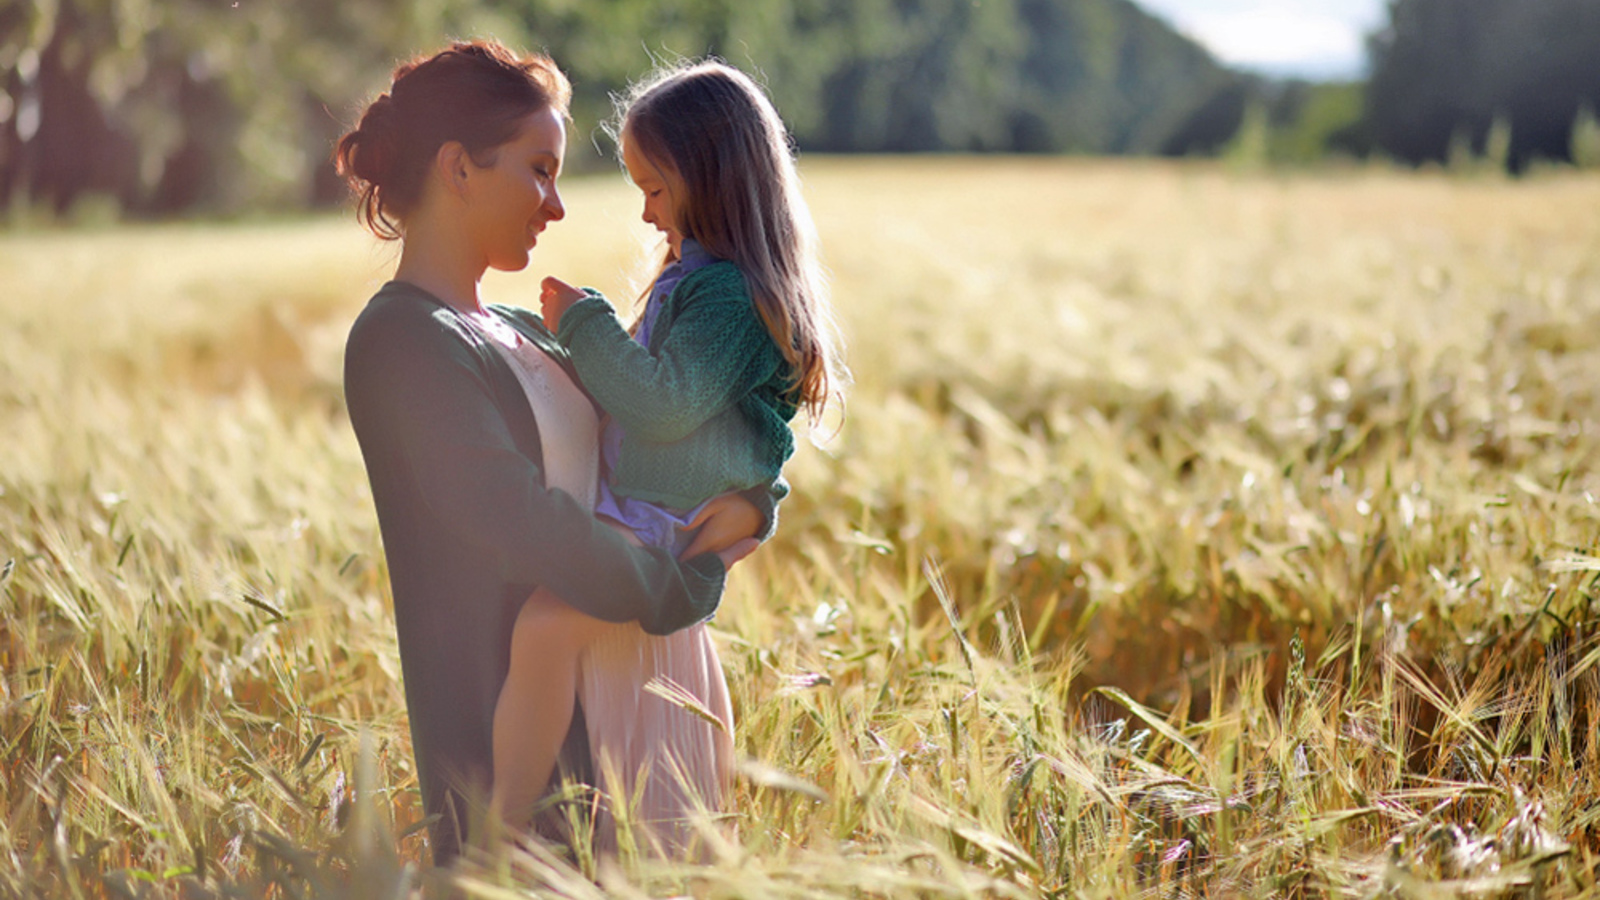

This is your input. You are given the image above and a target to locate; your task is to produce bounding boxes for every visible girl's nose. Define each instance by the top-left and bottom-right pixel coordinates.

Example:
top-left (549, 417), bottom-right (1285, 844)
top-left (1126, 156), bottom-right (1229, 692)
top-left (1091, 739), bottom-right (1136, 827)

top-left (546, 185), bottom-right (565, 221)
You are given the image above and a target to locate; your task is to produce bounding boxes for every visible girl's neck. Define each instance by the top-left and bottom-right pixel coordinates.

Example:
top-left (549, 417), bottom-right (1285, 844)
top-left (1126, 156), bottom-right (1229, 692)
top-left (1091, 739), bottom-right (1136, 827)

top-left (394, 218), bottom-right (487, 315)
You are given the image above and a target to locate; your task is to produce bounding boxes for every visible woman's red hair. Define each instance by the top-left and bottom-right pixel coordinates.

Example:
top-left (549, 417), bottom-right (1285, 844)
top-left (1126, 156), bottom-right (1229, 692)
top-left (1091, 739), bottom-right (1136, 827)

top-left (334, 41), bottom-right (570, 240)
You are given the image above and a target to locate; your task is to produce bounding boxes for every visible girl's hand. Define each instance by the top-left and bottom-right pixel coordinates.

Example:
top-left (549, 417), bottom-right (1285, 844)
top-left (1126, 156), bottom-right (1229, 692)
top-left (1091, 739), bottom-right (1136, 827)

top-left (680, 492), bottom-right (764, 565)
top-left (540, 276), bottom-right (585, 331)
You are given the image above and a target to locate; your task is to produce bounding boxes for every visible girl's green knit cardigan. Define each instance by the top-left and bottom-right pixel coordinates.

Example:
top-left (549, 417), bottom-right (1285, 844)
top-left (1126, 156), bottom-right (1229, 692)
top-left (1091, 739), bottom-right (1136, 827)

top-left (555, 260), bottom-right (796, 509)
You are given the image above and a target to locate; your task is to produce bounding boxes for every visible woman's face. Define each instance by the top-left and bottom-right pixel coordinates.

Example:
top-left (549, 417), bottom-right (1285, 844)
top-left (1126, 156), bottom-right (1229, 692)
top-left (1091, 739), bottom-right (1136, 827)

top-left (465, 105), bottom-right (567, 272)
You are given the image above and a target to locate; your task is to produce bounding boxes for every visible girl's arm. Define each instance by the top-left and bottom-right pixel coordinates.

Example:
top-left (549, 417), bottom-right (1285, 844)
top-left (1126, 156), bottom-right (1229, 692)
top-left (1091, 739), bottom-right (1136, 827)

top-left (551, 265), bottom-right (784, 443)
top-left (344, 299), bottom-right (725, 635)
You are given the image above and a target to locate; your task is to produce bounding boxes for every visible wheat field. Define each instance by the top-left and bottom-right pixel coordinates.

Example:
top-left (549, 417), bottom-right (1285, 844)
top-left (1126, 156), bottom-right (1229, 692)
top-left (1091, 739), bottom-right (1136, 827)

top-left (3, 159), bottom-right (1600, 897)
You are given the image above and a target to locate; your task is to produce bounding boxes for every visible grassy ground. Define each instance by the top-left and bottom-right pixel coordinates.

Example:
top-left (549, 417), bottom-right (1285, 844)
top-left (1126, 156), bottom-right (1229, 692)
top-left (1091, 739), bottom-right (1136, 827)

top-left (2, 158), bottom-right (1599, 897)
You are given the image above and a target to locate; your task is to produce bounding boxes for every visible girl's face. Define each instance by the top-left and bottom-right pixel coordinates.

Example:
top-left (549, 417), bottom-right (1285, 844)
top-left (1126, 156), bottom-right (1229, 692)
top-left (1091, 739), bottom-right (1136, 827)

top-left (464, 105), bottom-right (567, 272)
top-left (622, 131), bottom-right (686, 255)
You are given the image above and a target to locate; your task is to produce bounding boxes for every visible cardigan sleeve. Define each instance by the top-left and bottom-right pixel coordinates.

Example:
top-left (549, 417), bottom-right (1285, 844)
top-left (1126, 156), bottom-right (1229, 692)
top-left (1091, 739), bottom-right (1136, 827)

top-left (555, 267), bottom-right (783, 443)
top-left (344, 301), bottom-right (725, 634)
top-left (495, 303), bottom-right (783, 540)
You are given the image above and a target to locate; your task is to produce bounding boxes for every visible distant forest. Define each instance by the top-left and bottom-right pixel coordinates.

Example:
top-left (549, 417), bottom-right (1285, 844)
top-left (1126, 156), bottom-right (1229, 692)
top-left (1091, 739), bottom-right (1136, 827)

top-left (1, 0), bottom-right (1598, 217)
top-left (1366, 0), bottom-right (1600, 173)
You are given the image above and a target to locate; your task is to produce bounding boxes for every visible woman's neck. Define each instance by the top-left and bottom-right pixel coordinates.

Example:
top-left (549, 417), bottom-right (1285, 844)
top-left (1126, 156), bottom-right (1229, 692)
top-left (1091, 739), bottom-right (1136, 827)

top-left (393, 217), bottom-right (487, 314)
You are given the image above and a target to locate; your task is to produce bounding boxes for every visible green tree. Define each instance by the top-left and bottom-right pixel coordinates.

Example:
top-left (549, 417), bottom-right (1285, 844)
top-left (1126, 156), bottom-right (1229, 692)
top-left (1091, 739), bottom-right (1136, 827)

top-left (1224, 100), bottom-right (1268, 171)
top-left (1570, 104), bottom-right (1600, 169)
top-left (1266, 81), bottom-right (1367, 163)
top-left (1366, 0), bottom-right (1600, 171)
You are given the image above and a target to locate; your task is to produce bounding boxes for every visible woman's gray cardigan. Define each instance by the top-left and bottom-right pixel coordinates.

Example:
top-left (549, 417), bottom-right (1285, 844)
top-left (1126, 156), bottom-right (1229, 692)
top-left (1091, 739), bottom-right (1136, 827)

top-left (343, 281), bottom-right (774, 862)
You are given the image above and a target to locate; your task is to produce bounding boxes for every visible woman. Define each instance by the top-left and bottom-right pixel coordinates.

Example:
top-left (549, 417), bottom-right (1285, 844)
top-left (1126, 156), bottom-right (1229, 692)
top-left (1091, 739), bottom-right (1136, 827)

top-left (334, 41), bottom-right (767, 864)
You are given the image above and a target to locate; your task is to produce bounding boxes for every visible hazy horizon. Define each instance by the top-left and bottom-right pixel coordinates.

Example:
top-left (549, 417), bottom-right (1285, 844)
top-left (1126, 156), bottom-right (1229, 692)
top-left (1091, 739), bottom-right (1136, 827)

top-left (1136, 0), bottom-right (1385, 80)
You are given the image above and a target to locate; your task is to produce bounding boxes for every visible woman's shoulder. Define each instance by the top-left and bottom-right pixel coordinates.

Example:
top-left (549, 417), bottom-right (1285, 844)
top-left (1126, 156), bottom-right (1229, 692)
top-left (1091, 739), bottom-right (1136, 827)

top-left (347, 282), bottom-right (474, 360)
top-left (354, 281), bottom-right (453, 326)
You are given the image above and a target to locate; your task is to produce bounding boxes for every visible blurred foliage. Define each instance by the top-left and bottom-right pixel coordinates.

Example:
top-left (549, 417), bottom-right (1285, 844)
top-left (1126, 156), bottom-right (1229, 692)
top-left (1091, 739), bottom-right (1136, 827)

top-left (1132, 0), bottom-right (1600, 173)
top-left (1221, 99), bottom-right (1268, 171)
top-left (1158, 76), bottom-right (1368, 166)
top-left (7, 0), bottom-right (1599, 218)
top-left (1265, 82), bottom-right (1368, 164)
top-left (1366, 0), bottom-right (1600, 172)
top-left (0, 0), bottom-right (1233, 217)
top-left (1573, 105), bottom-right (1600, 170)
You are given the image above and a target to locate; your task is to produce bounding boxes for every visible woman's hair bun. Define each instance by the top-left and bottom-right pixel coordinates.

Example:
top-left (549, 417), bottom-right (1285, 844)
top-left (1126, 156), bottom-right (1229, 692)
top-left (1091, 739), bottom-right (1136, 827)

top-left (345, 93), bottom-right (400, 187)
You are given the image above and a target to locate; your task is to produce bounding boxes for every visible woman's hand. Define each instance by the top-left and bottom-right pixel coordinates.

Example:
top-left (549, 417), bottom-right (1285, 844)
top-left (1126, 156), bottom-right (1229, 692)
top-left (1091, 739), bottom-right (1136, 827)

top-left (713, 538), bottom-right (760, 568)
top-left (540, 276), bottom-right (585, 331)
top-left (680, 492), bottom-right (764, 566)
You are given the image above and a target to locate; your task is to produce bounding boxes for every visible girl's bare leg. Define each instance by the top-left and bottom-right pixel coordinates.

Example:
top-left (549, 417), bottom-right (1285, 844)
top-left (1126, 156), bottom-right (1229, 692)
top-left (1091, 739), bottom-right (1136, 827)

top-left (491, 589), bottom-right (610, 830)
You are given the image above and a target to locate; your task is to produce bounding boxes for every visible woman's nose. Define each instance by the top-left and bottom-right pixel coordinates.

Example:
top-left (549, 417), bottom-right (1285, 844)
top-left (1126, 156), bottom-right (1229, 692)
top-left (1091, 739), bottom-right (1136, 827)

top-left (546, 185), bottom-right (565, 221)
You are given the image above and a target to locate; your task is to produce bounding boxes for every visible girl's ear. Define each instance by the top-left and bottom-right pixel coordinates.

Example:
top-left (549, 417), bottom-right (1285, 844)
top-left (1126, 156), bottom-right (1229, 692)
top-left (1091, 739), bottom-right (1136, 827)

top-left (434, 141), bottom-right (471, 198)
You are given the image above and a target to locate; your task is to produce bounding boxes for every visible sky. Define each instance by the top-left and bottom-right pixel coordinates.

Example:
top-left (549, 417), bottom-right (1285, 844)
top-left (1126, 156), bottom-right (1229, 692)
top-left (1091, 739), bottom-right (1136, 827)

top-left (1134, 0), bottom-right (1389, 80)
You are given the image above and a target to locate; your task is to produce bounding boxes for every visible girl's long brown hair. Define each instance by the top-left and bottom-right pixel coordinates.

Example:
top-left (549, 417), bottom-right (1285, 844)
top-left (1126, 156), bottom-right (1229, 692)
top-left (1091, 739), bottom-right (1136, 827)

top-left (612, 61), bottom-right (846, 424)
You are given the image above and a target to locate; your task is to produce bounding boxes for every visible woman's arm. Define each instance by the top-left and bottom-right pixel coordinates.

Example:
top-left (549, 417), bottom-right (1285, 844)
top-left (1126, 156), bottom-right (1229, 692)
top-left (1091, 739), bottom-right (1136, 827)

top-left (345, 301), bottom-right (724, 635)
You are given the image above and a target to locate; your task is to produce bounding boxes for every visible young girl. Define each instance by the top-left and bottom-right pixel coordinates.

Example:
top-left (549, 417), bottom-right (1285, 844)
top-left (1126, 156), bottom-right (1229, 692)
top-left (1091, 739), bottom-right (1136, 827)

top-left (490, 60), bottom-right (844, 854)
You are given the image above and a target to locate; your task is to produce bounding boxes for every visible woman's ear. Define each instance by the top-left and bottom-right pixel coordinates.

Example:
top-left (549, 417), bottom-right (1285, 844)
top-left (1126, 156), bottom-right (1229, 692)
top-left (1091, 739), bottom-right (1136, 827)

top-left (434, 141), bottom-right (471, 198)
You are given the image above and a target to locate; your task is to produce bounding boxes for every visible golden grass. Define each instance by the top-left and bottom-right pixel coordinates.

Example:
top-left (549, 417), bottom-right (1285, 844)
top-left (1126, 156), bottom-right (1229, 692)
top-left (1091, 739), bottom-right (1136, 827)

top-left (3, 158), bottom-right (1600, 897)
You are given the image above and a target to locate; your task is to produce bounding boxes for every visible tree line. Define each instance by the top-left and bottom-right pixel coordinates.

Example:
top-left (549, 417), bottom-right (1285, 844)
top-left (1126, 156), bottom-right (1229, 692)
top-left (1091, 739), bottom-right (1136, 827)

top-left (0, 0), bottom-right (1235, 216)
top-left (1142, 0), bottom-right (1600, 172)
top-left (1, 0), bottom-right (1597, 219)
top-left (1365, 0), bottom-right (1600, 172)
